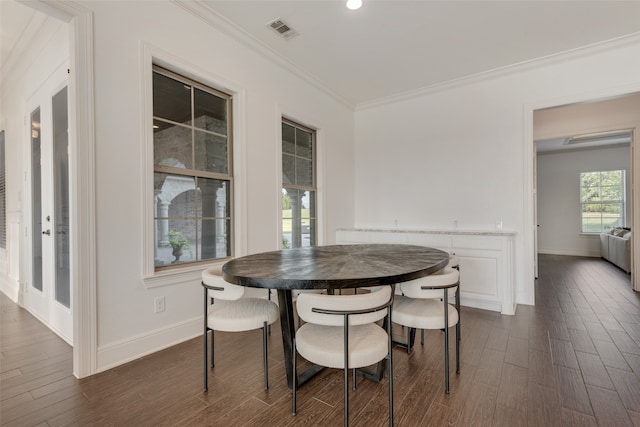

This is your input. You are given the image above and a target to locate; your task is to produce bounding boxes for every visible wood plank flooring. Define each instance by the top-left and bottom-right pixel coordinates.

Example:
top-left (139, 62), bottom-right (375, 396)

top-left (2, 255), bottom-right (639, 426)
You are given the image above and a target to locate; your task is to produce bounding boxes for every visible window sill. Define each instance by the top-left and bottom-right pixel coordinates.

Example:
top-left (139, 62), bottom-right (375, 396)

top-left (143, 263), bottom-right (224, 289)
top-left (579, 233), bottom-right (601, 237)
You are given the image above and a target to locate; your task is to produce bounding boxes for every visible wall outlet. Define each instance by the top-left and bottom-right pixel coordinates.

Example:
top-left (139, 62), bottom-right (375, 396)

top-left (154, 296), bottom-right (166, 313)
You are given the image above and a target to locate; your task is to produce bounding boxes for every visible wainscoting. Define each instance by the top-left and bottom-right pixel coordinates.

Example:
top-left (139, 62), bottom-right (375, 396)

top-left (337, 228), bottom-right (517, 315)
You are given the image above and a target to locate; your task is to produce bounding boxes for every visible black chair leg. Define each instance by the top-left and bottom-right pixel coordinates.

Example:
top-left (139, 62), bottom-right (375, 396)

top-left (263, 321), bottom-right (269, 390)
top-left (292, 338), bottom-right (297, 416)
top-left (444, 290), bottom-right (450, 394)
top-left (203, 329), bottom-right (208, 392)
top-left (387, 306), bottom-right (394, 427)
top-left (456, 320), bottom-right (460, 374)
top-left (204, 287), bottom-right (209, 392)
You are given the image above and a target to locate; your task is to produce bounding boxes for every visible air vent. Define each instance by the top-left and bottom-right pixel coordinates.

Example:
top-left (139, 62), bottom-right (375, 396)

top-left (267, 18), bottom-right (298, 40)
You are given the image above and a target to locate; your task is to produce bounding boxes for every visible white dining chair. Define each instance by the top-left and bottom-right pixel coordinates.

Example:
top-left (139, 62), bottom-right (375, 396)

top-left (202, 266), bottom-right (279, 391)
top-left (392, 267), bottom-right (460, 393)
top-left (292, 285), bottom-right (394, 427)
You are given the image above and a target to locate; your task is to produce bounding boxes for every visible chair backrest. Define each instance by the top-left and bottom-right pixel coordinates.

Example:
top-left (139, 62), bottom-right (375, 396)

top-left (202, 266), bottom-right (245, 301)
top-left (400, 267), bottom-right (459, 299)
top-left (296, 286), bottom-right (392, 327)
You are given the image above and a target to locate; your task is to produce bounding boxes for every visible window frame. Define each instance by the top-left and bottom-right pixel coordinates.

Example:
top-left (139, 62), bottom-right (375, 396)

top-left (141, 45), bottom-right (246, 287)
top-left (152, 65), bottom-right (234, 271)
top-left (281, 118), bottom-right (317, 249)
top-left (580, 169), bottom-right (626, 234)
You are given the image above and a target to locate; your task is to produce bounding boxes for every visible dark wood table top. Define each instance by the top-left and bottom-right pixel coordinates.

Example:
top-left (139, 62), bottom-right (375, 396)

top-left (222, 244), bottom-right (450, 290)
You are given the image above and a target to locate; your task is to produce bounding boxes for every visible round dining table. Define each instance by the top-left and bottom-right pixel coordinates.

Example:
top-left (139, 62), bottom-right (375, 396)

top-left (222, 243), bottom-right (450, 388)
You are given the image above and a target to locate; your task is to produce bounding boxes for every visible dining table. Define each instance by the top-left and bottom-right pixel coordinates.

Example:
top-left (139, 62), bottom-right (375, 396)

top-left (222, 243), bottom-right (450, 388)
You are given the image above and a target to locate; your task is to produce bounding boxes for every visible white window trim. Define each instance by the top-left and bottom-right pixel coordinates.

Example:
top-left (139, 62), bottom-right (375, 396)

top-left (276, 106), bottom-right (325, 248)
top-left (140, 43), bottom-right (247, 288)
top-left (579, 169), bottom-right (626, 234)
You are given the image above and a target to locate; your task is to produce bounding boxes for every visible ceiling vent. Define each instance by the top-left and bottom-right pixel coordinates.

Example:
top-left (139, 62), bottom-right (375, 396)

top-left (267, 18), bottom-right (298, 40)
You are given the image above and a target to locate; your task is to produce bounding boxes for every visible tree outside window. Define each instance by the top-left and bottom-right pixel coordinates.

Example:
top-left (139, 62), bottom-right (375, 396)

top-left (580, 170), bottom-right (625, 233)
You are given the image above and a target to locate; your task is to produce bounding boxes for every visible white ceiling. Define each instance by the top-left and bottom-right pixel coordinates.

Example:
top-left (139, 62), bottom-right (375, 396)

top-left (4, 1), bottom-right (640, 108)
top-left (202, 0), bottom-right (640, 106)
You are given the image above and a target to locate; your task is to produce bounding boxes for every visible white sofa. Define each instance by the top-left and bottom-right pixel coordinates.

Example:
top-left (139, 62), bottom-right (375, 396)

top-left (600, 228), bottom-right (631, 273)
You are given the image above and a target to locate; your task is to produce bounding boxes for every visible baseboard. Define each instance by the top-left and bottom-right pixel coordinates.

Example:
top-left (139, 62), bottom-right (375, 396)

top-left (460, 296), bottom-right (505, 315)
top-left (538, 249), bottom-right (600, 258)
top-left (96, 316), bottom-right (201, 373)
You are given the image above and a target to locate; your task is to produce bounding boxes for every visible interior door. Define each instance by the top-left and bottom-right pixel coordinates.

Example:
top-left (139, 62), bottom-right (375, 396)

top-left (24, 62), bottom-right (72, 343)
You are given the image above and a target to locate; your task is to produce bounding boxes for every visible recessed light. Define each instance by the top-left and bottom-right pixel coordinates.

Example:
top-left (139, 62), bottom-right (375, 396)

top-left (346, 0), bottom-right (362, 10)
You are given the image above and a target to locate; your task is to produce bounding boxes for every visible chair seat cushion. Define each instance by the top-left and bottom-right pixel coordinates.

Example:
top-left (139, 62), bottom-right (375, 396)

top-left (208, 298), bottom-right (279, 332)
top-left (296, 323), bottom-right (388, 369)
top-left (392, 295), bottom-right (459, 329)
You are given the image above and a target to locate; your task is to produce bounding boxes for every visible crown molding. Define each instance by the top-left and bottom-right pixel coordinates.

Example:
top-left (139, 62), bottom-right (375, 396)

top-left (171, 0), bottom-right (355, 110)
top-left (357, 31), bottom-right (640, 112)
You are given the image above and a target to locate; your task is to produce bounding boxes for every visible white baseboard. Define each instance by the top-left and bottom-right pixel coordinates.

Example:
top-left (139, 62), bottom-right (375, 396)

top-left (96, 317), bottom-right (201, 373)
top-left (460, 296), bottom-right (506, 314)
top-left (538, 249), bottom-right (601, 258)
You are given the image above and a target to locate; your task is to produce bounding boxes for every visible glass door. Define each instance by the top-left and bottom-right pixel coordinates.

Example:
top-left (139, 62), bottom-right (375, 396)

top-left (25, 62), bottom-right (72, 343)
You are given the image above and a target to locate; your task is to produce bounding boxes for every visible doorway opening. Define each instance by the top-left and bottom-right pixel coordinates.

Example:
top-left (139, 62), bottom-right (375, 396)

top-left (532, 92), bottom-right (640, 289)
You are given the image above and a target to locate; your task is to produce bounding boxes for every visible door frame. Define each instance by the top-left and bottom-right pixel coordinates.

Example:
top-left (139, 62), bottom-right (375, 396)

top-left (525, 86), bottom-right (640, 298)
top-left (25, 1), bottom-right (97, 378)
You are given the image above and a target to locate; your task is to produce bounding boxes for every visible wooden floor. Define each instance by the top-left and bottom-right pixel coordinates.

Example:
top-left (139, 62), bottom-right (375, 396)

top-left (2, 255), bottom-right (640, 426)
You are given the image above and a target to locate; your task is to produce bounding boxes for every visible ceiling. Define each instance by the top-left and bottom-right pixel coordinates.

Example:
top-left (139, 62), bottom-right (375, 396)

top-left (4, 0), bottom-right (640, 108)
top-left (201, 0), bottom-right (640, 106)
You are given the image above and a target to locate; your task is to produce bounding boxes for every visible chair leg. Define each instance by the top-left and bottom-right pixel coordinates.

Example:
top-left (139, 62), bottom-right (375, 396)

top-left (292, 337), bottom-right (297, 416)
top-left (204, 329), bottom-right (208, 392)
top-left (387, 306), bottom-right (394, 427)
top-left (421, 329), bottom-right (424, 345)
top-left (456, 286), bottom-right (461, 341)
top-left (263, 321), bottom-right (269, 390)
top-left (203, 287), bottom-right (209, 392)
top-left (456, 319), bottom-right (460, 374)
top-left (344, 317), bottom-right (350, 427)
top-left (444, 290), bottom-right (450, 394)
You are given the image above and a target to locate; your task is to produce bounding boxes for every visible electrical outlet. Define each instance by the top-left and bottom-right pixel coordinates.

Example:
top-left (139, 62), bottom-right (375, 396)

top-left (154, 296), bottom-right (166, 313)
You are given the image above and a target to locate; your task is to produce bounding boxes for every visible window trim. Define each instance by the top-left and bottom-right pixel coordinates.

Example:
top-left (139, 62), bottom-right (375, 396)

top-left (579, 169), bottom-right (626, 234)
top-left (141, 43), bottom-right (247, 288)
top-left (279, 112), bottom-right (323, 249)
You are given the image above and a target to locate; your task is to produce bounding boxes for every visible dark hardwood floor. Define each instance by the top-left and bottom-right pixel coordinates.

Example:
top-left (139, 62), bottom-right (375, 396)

top-left (2, 255), bottom-right (639, 426)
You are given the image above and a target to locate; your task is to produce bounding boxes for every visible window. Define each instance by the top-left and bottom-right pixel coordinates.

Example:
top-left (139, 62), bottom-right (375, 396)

top-left (282, 119), bottom-right (316, 249)
top-left (152, 67), bottom-right (233, 269)
top-left (580, 170), bottom-right (626, 233)
top-left (0, 130), bottom-right (5, 249)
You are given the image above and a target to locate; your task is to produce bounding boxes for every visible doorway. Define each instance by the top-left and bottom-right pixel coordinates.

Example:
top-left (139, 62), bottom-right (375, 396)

top-left (532, 93), bottom-right (640, 290)
top-left (24, 62), bottom-right (72, 343)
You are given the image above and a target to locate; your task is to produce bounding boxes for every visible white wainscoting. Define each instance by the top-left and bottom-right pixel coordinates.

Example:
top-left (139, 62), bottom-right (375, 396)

top-left (336, 228), bottom-right (517, 315)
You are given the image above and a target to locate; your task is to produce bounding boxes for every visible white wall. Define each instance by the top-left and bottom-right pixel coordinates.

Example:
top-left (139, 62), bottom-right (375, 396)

top-left (3, 2), bottom-right (355, 372)
top-left (89, 1), bottom-right (354, 370)
top-left (354, 36), bottom-right (640, 306)
top-left (537, 146), bottom-right (630, 256)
